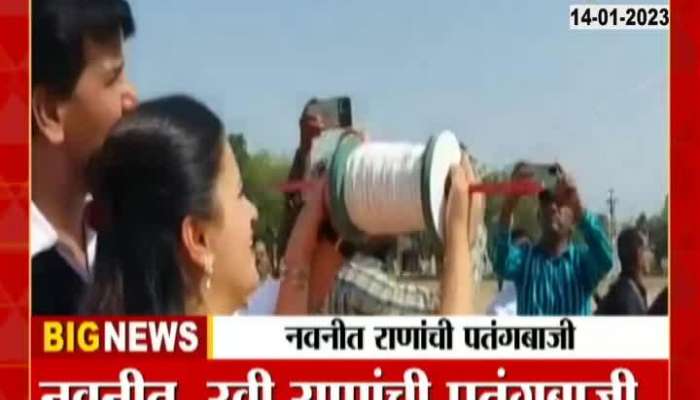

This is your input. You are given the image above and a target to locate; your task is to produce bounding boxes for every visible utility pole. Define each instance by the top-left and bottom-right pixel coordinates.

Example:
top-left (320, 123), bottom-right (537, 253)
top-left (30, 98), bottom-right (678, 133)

top-left (606, 188), bottom-right (618, 239)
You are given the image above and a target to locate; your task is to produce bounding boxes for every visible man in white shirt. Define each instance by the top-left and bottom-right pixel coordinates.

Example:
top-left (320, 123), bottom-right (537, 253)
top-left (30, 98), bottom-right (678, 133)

top-left (486, 280), bottom-right (518, 316)
top-left (244, 241), bottom-right (280, 315)
top-left (32, 0), bottom-right (138, 314)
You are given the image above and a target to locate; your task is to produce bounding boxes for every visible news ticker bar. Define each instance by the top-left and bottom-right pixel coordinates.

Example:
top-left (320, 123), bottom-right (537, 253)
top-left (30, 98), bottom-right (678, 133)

top-left (34, 365), bottom-right (646, 400)
top-left (31, 360), bottom-right (669, 400)
top-left (33, 317), bottom-right (668, 360)
top-left (570, 4), bottom-right (669, 30)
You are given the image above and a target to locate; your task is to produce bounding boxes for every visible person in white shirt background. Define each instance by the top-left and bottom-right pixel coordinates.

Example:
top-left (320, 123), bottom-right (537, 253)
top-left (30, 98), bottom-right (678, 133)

top-left (245, 241), bottom-right (280, 315)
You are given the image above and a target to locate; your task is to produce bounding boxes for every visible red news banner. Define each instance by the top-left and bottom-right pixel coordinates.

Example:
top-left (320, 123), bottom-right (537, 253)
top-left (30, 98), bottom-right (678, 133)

top-left (31, 317), bottom-right (667, 399)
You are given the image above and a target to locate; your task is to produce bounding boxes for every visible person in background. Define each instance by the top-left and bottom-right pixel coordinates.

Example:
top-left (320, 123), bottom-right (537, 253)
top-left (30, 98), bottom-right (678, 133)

top-left (495, 163), bottom-right (613, 315)
top-left (326, 200), bottom-right (490, 316)
top-left (327, 238), bottom-right (439, 315)
top-left (486, 228), bottom-right (529, 316)
top-left (31, 0), bottom-right (138, 315)
top-left (254, 240), bottom-right (272, 280)
top-left (596, 227), bottom-right (649, 315)
top-left (245, 240), bottom-right (282, 315)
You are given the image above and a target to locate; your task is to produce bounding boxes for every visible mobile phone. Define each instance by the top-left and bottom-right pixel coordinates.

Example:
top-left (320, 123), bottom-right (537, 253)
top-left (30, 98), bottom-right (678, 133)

top-left (529, 163), bottom-right (561, 191)
top-left (306, 96), bottom-right (352, 128)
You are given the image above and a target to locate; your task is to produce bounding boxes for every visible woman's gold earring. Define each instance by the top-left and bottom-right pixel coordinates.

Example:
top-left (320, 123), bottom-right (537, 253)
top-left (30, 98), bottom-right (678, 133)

top-left (205, 255), bottom-right (214, 290)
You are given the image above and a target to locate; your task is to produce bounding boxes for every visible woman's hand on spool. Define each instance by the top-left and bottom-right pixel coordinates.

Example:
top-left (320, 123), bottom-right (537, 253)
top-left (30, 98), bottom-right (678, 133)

top-left (441, 154), bottom-right (478, 315)
top-left (283, 177), bottom-right (329, 267)
top-left (303, 177), bottom-right (328, 221)
top-left (445, 155), bottom-right (474, 241)
top-left (277, 177), bottom-right (333, 315)
top-left (463, 153), bottom-right (484, 247)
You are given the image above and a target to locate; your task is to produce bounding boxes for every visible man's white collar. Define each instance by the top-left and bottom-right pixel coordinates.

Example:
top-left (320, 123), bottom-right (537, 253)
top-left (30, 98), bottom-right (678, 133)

top-left (30, 201), bottom-right (97, 281)
top-left (30, 202), bottom-right (58, 257)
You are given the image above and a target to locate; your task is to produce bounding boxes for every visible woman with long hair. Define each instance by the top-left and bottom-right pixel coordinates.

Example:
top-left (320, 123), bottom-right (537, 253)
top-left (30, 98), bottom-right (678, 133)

top-left (84, 95), bottom-right (266, 314)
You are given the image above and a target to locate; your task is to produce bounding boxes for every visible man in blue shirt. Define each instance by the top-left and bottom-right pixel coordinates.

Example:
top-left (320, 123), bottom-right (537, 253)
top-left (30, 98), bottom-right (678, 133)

top-left (495, 163), bottom-right (613, 315)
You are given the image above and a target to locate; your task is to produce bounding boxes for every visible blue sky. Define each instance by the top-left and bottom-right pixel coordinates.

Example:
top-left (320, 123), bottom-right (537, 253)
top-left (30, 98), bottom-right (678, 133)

top-left (126, 1), bottom-right (668, 220)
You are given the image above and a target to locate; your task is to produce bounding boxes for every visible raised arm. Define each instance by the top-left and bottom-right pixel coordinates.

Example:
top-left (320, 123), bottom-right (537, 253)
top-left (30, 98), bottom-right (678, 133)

top-left (493, 163), bottom-right (530, 282)
top-left (440, 154), bottom-right (482, 315)
top-left (578, 210), bottom-right (614, 290)
top-left (276, 110), bottom-right (324, 258)
top-left (275, 179), bottom-right (328, 314)
top-left (555, 173), bottom-right (613, 291)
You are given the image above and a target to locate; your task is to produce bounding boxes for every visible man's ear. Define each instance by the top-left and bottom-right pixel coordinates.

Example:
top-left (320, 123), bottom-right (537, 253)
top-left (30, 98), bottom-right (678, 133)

top-left (181, 215), bottom-right (212, 273)
top-left (32, 86), bottom-right (66, 144)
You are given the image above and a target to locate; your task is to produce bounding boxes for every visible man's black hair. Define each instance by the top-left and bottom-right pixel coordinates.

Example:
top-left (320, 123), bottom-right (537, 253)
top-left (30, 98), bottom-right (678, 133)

top-left (617, 227), bottom-right (645, 274)
top-left (32, 0), bottom-right (135, 97)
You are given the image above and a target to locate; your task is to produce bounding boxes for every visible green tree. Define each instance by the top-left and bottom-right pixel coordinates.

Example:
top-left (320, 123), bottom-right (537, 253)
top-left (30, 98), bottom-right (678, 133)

top-left (228, 134), bottom-right (249, 170)
top-left (227, 134), bottom-right (291, 255)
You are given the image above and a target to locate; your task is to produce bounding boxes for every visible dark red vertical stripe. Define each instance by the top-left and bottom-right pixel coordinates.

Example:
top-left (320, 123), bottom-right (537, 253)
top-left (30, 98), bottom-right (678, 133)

top-left (0, 0), bottom-right (29, 399)
top-left (671, 0), bottom-right (700, 399)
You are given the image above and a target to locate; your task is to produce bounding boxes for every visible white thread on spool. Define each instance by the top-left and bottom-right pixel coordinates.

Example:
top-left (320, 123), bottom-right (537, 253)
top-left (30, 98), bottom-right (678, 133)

top-left (343, 142), bottom-right (426, 235)
top-left (326, 130), bottom-right (461, 242)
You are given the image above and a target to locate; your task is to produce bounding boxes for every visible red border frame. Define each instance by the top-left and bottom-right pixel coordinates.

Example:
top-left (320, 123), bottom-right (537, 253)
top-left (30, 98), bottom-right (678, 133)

top-left (670, 0), bottom-right (699, 398)
top-left (0, 1), bottom-right (694, 398)
top-left (0, 0), bottom-right (29, 399)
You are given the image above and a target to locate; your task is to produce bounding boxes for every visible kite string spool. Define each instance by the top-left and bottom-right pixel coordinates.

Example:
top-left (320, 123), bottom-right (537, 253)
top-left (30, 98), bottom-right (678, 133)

top-left (343, 142), bottom-right (427, 235)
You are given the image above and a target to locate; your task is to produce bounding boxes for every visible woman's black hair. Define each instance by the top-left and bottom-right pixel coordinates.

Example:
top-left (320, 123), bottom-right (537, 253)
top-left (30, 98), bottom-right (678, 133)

top-left (83, 95), bottom-right (225, 315)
